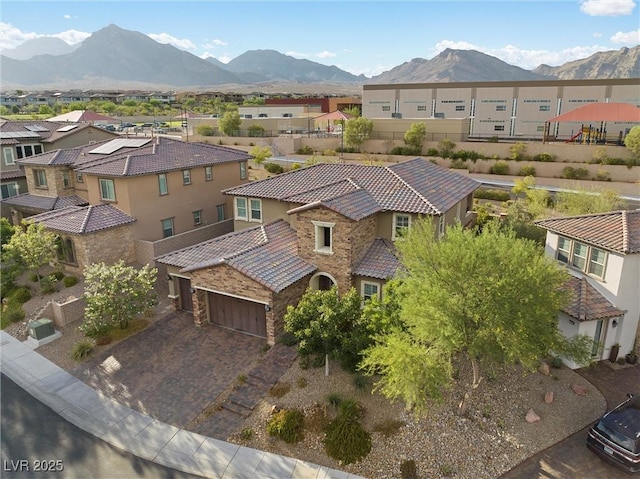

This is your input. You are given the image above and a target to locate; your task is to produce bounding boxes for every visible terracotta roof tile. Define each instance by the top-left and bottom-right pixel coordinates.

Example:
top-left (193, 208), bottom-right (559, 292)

top-left (352, 239), bottom-right (402, 280)
top-left (1, 194), bottom-right (88, 212)
top-left (562, 275), bottom-right (625, 321)
top-left (0, 168), bottom-right (26, 180)
top-left (224, 158), bottom-right (479, 216)
top-left (536, 210), bottom-right (640, 254)
top-left (29, 204), bottom-right (136, 234)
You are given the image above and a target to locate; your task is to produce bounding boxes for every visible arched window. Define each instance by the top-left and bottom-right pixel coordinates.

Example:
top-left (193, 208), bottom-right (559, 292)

top-left (55, 236), bottom-right (76, 264)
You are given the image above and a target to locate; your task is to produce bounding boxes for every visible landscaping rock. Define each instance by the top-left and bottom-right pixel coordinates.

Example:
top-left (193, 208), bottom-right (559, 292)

top-left (572, 384), bottom-right (588, 396)
top-left (544, 391), bottom-right (554, 404)
top-left (538, 362), bottom-right (550, 376)
top-left (526, 409), bottom-right (541, 423)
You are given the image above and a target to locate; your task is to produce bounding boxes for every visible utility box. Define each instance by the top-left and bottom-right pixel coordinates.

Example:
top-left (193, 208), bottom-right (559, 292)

top-left (28, 318), bottom-right (55, 340)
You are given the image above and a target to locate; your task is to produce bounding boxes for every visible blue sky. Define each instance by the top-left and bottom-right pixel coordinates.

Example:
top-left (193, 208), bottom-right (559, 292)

top-left (1, 1), bottom-right (639, 77)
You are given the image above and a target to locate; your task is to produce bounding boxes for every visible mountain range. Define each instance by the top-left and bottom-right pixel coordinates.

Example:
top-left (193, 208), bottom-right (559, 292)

top-left (1, 24), bottom-right (638, 93)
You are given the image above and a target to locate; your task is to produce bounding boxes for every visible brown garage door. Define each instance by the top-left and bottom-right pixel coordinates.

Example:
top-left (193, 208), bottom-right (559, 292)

top-left (207, 292), bottom-right (267, 338)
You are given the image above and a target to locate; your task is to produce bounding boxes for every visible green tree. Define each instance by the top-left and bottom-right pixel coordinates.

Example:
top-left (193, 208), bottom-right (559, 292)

top-left (554, 187), bottom-right (624, 215)
top-left (359, 220), bottom-right (591, 415)
top-left (403, 122), bottom-right (426, 154)
top-left (219, 110), bottom-right (241, 136)
top-left (344, 117), bottom-right (373, 152)
top-left (509, 142), bottom-right (528, 161)
top-left (2, 221), bottom-right (57, 292)
top-left (38, 105), bottom-right (53, 115)
top-left (81, 260), bottom-right (157, 335)
top-left (248, 124), bottom-right (266, 137)
top-left (249, 145), bottom-right (272, 168)
top-left (343, 106), bottom-right (361, 117)
top-left (624, 125), bottom-right (640, 158)
top-left (0, 218), bottom-right (16, 249)
top-left (284, 287), bottom-right (365, 375)
top-left (196, 124), bottom-right (215, 136)
top-left (437, 138), bottom-right (456, 158)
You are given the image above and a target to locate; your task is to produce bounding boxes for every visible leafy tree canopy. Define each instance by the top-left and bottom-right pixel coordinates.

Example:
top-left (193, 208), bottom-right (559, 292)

top-left (344, 117), bottom-right (373, 151)
top-left (403, 122), bottom-right (426, 153)
top-left (624, 125), bottom-right (640, 158)
top-left (2, 221), bottom-right (57, 289)
top-left (219, 110), bottom-right (241, 136)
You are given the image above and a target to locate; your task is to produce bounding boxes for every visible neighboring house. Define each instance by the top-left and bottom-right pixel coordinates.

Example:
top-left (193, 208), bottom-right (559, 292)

top-left (0, 120), bottom-right (118, 212)
top-left (156, 158), bottom-right (480, 345)
top-left (47, 110), bottom-right (118, 125)
top-left (5, 136), bottom-right (252, 271)
top-left (536, 210), bottom-right (640, 368)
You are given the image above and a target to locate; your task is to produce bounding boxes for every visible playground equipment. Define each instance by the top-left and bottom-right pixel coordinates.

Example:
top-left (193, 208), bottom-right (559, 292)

top-left (565, 124), bottom-right (607, 144)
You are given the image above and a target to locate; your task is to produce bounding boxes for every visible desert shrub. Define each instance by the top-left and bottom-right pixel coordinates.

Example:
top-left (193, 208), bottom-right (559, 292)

top-left (390, 146), bottom-right (417, 156)
top-left (264, 163), bottom-right (284, 174)
top-left (279, 331), bottom-right (297, 346)
top-left (353, 373), bottom-right (368, 391)
top-left (296, 376), bottom-right (307, 388)
top-left (550, 356), bottom-right (564, 368)
top-left (290, 163), bottom-right (301, 170)
top-left (296, 145), bottom-right (313, 155)
top-left (532, 152), bottom-right (555, 162)
top-left (196, 125), bottom-right (215, 136)
top-left (247, 124), bottom-right (265, 137)
top-left (450, 159), bottom-right (468, 169)
top-left (29, 273), bottom-right (42, 282)
top-left (322, 148), bottom-right (336, 156)
top-left (594, 169), bottom-right (611, 181)
top-left (9, 286), bottom-right (31, 304)
top-left (440, 464), bottom-right (455, 476)
top-left (518, 165), bottom-right (536, 176)
top-left (95, 335), bottom-right (112, 346)
top-left (487, 136), bottom-right (500, 143)
top-left (326, 392), bottom-right (343, 407)
top-left (269, 382), bottom-right (292, 398)
top-left (63, 275), bottom-right (78, 287)
top-left (562, 166), bottom-right (589, 179)
top-left (373, 418), bottom-right (406, 437)
top-left (72, 341), bottom-right (94, 361)
top-left (239, 428), bottom-right (254, 440)
top-left (324, 414), bottom-right (372, 465)
top-left (266, 409), bottom-right (304, 444)
top-left (2, 305), bottom-right (25, 325)
top-left (474, 189), bottom-right (511, 202)
top-left (509, 142), bottom-right (528, 161)
top-left (400, 459), bottom-right (418, 479)
top-left (40, 276), bottom-right (56, 294)
top-left (51, 270), bottom-right (65, 281)
top-left (437, 139), bottom-right (456, 158)
top-left (489, 161), bottom-right (510, 175)
top-left (426, 148), bottom-right (439, 156)
top-left (338, 398), bottom-right (363, 420)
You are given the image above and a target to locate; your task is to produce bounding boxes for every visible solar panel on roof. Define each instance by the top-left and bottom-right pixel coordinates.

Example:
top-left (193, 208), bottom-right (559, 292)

top-left (56, 124), bottom-right (79, 132)
top-left (24, 125), bottom-right (49, 132)
top-left (0, 131), bottom-right (41, 139)
top-left (88, 138), bottom-right (152, 154)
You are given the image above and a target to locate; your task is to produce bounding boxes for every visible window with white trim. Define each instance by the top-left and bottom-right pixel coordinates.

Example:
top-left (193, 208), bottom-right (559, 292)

top-left (250, 198), bottom-right (262, 222)
top-left (182, 169), bottom-right (191, 185)
top-left (588, 247), bottom-right (607, 278)
top-left (362, 281), bottom-right (380, 302)
top-left (205, 166), bottom-right (213, 181)
top-left (571, 241), bottom-right (588, 271)
top-left (99, 178), bottom-right (116, 201)
top-left (76, 173), bottom-right (84, 183)
top-left (16, 144), bottom-right (43, 159)
top-left (392, 213), bottom-right (410, 240)
top-left (3, 148), bottom-right (15, 165)
top-left (556, 236), bottom-right (608, 279)
top-left (1, 182), bottom-right (19, 199)
top-left (234, 197), bottom-right (248, 220)
top-left (217, 204), bottom-right (226, 221)
top-left (312, 220), bottom-right (334, 254)
top-left (62, 170), bottom-right (72, 188)
top-left (557, 237), bottom-right (571, 264)
top-left (161, 218), bottom-right (174, 238)
top-left (193, 210), bottom-right (202, 226)
top-left (158, 173), bottom-right (168, 195)
top-left (240, 161), bottom-right (247, 180)
top-left (33, 169), bottom-right (47, 188)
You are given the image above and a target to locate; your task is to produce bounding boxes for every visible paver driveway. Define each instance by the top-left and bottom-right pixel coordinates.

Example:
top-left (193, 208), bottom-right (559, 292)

top-left (74, 311), bottom-right (266, 429)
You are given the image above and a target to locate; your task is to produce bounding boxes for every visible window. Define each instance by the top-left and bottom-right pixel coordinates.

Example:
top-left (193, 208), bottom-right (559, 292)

top-left (571, 242), bottom-right (588, 271)
top-left (496, 105), bottom-right (507, 112)
top-left (76, 173), bottom-right (84, 183)
top-left (312, 220), bottom-right (334, 254)
top-left (392, 213), bottom-right (410, 240)
top-left (557, 237), bottom-right (571, 264)
top-left (217, 204), bottom-right (226, 221)
top-left (588, 247), bottom-right (607, 278)
top-left (240, 161), bottom-right (247, 180)
top-left (205, 166), bottom-right (213, 181)
top-left (158, 173), bottom-right (168, 195)
top-left (382, 106), bottom-right (390, 112)
top-left (182, 169), bottom-right (191, 185)
top-left (193, 210), bottom-right (202, 226)
top-left (33, 169), bottom-right (47, 188)
top-left (438, 215), bottom-right (446, 237)
top-left (1, 182), bottom-right (19, 199)
top-left (455, 105), bottom-right (465, 111)
top-left (417, 105), bottom-right (427, 112)
top-left (3, 148), bottom-right (15, 165)
top-left (16, 144), bottom-right (43, 159)
top-left (62, 170), bottom-right (72, 188)
top-left (250, 198), bottom-right (262, 222)
top-left (235, 197), bottom-right (247, 220)
top-left (56, 236), bottom-right (76, 264)
top-left (539, 105), bottom-right (550, 112)
top-left (99, 178), bottom-right (116, 201)
top-left (161, 218), bottom-right (174, 238)
top-left (494, 125), bottom-right (505, 131)
top-left (362, 282), bottom-right (380, 302)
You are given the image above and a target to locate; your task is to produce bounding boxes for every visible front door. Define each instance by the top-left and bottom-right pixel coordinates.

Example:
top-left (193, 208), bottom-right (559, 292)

top-left (178, 278), bottom-right (193, 312)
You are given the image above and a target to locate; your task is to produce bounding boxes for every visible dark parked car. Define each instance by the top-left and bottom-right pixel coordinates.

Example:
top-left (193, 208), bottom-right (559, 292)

top-left (586, 394), bottom-right (640, 473)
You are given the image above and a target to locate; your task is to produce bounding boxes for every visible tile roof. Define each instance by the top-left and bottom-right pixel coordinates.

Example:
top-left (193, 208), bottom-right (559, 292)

top-left (224, 158), bottom-right (479, 216)
top-left (0, 168), bottom-right (26, 180)
top-left (1, 194), bottom-right (88, 212)
top-left (352, 238), bottom-right (402, 280)
top-left (29, 204), bottom-right (136, 234)
top-left (75, 137), bottom-right (252, 177)
top-left (561, 275), bottom-right (626, 321)
top-left (536, 209), bottom-right (640, 254)
top-left (0, 120), bottom-right (107, 144)
top-left (156, 219), bottom-right (316, 293)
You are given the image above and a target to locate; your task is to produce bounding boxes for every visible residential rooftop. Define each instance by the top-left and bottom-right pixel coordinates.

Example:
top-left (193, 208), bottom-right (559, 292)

top-left (28, 204), bottom-right (136, 234)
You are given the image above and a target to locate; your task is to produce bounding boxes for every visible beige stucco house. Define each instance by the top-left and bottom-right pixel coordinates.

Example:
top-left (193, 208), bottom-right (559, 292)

top-left (157, 158), bottom-right (480, 344)
top-left (536, 210), bottom-right (640, 367)
top-left (6, 136), bottom-right (252, 271)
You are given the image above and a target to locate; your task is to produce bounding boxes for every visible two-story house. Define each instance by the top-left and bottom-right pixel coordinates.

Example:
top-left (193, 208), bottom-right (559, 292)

top-left (536, 210), bottom-right (640, 368)
top-left (6, 136), bottom-right (252, 272)
top-left (156, 158), bottom-right (480, 345)
top-left (0, 120), bottom-right (117, 208)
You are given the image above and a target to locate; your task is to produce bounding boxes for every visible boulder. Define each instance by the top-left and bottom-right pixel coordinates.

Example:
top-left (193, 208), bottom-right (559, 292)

top-left (526, 409), bottom-right (541, 423)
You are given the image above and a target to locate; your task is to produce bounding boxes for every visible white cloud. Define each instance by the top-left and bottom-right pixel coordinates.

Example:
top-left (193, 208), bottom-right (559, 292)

top-left (0, 22), bottom-right (40, 49)
top-left (147, 32), bottom-right (195, 51)
top-left (314, 50), bottom-right (336, 59)
top-left (433, 39), bottom-right (610, 69)
top-left (610, 29), bottom-right (640, 43)
top-left (580, 0), bottom-right (636, 16)
top-left (52, 30), bottom-right (90, 45)
top-left (202, 39), bottom-right (227, 50)
top-left (217, 55), bottom-right (232, 64)
top-left (285, 50), bottom-right (310, 59)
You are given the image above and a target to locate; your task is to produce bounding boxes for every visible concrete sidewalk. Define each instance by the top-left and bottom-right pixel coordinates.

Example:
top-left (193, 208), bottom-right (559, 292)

top-left (0, 331), bottom-right (364, 479)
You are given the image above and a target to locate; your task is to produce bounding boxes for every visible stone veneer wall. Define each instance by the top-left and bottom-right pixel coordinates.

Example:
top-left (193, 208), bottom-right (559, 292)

top-left (271, 274), bottom-right (313, 343)
top-left (73, 224), bottom-right (137, 272)
top-left (50, 296), bottom-right (85, 327)
top-left (23, 166), bottom-right (76, 198)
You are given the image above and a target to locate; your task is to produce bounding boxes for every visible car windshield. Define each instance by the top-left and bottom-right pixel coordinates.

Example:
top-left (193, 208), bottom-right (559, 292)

top-left (595, 420), bottom-right (638, 453)
top-left (594, 399), bottom-right (640, 455)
